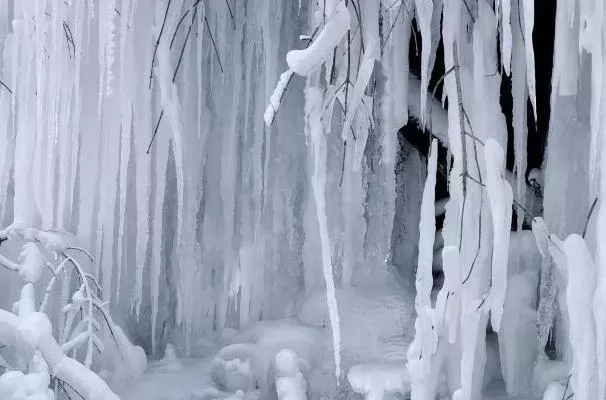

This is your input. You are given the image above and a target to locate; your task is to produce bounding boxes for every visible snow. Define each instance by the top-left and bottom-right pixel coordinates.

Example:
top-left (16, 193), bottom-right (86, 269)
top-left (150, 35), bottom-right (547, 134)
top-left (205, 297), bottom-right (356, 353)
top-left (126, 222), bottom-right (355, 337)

top-left (274, 350), bottom-right (308, 400)
top-left (264, 70), bottom-right (294, 127)
top-left (0, 0), bottom-right (605, 399)
top-left (286, 1), bottom-right (350, 76)
top-left (348, 362), bottom-right (410, 399)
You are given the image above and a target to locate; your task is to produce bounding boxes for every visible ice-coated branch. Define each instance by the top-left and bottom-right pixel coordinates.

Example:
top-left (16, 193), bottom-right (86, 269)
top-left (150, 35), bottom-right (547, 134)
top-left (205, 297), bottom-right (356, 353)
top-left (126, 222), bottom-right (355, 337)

top-left (287, 0), bottom-right (350, 76)
top-left (453, 43), bottom-right (468, 200)
top-left (264, 70), bottom-right (295, 127)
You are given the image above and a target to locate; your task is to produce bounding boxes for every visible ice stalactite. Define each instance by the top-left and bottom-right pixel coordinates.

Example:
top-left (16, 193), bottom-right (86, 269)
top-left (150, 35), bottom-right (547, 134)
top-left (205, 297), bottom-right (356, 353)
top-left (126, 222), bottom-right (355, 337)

top-left (305, 87), bottom-right (341, 380)
top-left (521, 0), bottom-right (537, 120)
top-left (593, 52), bottom-right (606, 400)
top-left (511, 0), bottom-right (528, 232)
top-left (532, 217), bottom-right (557, 354)
top-left (407, 139), bottom-right (440, 400)
top-left (132, 1), bottom-right (154, 319)
top-left (550, 234), bottom-right (599, 400)
top-left (414, 0), bottom-right (433, 124)
top-left (484, 139), bottom-right (513, 332)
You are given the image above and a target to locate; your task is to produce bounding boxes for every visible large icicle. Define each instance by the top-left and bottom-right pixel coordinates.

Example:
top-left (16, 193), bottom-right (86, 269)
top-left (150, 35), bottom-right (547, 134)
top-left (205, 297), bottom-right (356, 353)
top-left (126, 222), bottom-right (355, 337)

top-left (414, 0), bottom-right (433, 123)
top-left (484, 139), bottom-right (513, 331)
top-left (521, 0), bottom-right (537, 120)
top-left (407, 139), bottom-right (440, 400)
top-left (551, 234), bottom-right (599, 400)
top-left (511, 0), bottom-right (528, 231)
top-left (594, 63), bottom-right (606, 399)
top-left (500, 0), bottom-right (512, 75)
top-left (305, 87), bottom-right (342, 380)
top-left (115, 0), bottom-right (135, 299)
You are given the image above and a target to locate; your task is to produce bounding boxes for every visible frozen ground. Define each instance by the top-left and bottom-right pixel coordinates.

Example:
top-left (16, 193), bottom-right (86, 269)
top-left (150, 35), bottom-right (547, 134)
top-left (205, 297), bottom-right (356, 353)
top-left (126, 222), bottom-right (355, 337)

top-left (121, 351), bottom-right (532, 400)
top-left (120, 285), bottom-right (536, 400)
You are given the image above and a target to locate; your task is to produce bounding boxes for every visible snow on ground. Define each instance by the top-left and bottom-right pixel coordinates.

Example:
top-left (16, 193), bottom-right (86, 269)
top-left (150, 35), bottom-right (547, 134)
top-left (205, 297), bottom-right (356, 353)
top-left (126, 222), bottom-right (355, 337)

top-left (119, 284), bottom-right (538, 400)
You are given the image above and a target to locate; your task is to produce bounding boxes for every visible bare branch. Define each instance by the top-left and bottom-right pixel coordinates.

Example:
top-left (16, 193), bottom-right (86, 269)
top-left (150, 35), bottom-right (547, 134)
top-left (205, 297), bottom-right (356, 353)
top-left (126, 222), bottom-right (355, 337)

top-left (173, 7), bottom-right (197, 82)
top-left (147, 109), bottom-right (164, 154)
top-left (204, 16), bottom-right (224, 73)
top-left (149, 0), bottom-right (173, 89)
top-left (0, 79), bottom-right (13, 95)
top-left (169, 9), bottom-right (190, 50)
top-left (583, 197), bottom-right (599, 238)
top-left (225, 0), bottom-right (236, 30)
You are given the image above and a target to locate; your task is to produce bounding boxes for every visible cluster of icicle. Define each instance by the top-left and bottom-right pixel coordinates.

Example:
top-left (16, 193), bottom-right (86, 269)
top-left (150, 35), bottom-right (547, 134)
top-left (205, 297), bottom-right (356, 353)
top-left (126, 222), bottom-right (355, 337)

top-left (399, 0), bottom-right (606, 399)
top-left (0, 0), bottom-right (407, 361)
top-left (267, 0), bottom-right (408, 381)
top-left (274, 0), bottom-right (606, 399)
top-left (0, 0), bottom-right (315, 355)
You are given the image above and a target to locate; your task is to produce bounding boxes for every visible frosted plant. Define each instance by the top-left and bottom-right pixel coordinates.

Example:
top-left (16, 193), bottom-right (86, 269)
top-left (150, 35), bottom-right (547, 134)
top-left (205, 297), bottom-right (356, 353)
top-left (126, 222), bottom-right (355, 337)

top-left (0, 225), bottom-right (145, 400)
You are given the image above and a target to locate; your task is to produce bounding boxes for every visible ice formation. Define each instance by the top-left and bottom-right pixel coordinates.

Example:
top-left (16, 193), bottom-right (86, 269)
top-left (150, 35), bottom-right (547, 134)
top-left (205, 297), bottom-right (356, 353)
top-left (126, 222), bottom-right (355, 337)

top-left (1, 0), bottom-right (606, 399)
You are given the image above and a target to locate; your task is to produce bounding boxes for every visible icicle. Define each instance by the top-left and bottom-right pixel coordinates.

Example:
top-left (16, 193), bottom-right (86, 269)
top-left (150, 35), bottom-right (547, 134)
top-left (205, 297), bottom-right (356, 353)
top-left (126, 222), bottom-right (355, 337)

top-left (264, 69), bottom-right (294, 127)
top-left (551, 234), bottom-right (599, 400)
top-left (484, 139), bottom-right (513, 332)
top-left (501, 0), bottom-right (512, 75)
top-left (391, 11), bottom-right (412, 129)
top-left (339, 42), bottom-right (376, 146)
top-left (511, 0), bottom-right (528, 231)
top-left (594, 70), bottom-right (606, 399)
top-left (305, 87), bottom-right (341, 380)
top-left (439, 0), bottom-right (465, 349)
top-left (407, 139), bottom-right (440, 400)
top-left (116, 0), bottom-right (134, 301)
top-left (532, 217), bottom-right (557, 352)
top-left (578, 0), bottom-right (604, 194)
top-left (552, 0), bottom-right (579, 97)
top-left (521, 0), bottom-right (537, 120)
top-left (414, 0), bottom-right (434, 123)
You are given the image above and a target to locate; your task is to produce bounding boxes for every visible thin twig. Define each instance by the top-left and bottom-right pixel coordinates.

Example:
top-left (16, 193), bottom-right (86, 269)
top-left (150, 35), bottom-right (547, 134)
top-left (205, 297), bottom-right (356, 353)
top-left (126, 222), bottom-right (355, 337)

top-left (169, 9), bottom-right (190, 50)
top-left (147, 110), bottom-right (164, 154)
top-left (173, 7), bottom-right (197, 82)
top-left (517, 0), bottom-right (525, 43)
top-left (65, 247), bottom-right (94, 262)
top-left (381, 0), bottom-right (403, 49)
top-left (349, 0), bottom-right (364, 52)
top-left (339, 140), bottom-right (347, 187)
top-left (453, 45), bottom-right (468, 199)
top-left (427, 65), bottom-right (456, 136)
top-left (512, 199), bottom-right (535, 222)
top-left (225, 0), bottom-right (236, 29)
top-left (204, 16), bottom-right (224, 73)
top-left (582, 197), bottom-right (599, 238)
top-left (561, 373), bottom-right (572, 400)
top-left (453, 44), bottom-right (468, 251)
top-left (149, 0), bottom-right (173, 89)
top-left (462, 0), bottom-right (476, 23)
top-left (335, 97), bottom-right (357, 141)
top-left (465, 131), bottom-right (485, 145)
top-left (344, 30), bottom-right (351, 115)
top-left (63, 21), bottom-right (76, 59)
top-left (56, 378), bottom-right (86, 400)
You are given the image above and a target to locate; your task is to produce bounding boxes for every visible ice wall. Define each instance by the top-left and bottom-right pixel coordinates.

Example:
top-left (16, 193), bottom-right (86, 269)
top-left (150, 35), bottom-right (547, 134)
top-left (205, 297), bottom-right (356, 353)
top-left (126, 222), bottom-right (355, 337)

top-left (0, 0), bottom-right (411, 359)
top-left (0, 0), bottom-right (312, 355)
